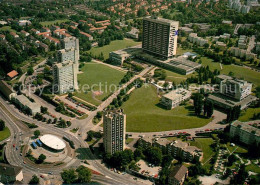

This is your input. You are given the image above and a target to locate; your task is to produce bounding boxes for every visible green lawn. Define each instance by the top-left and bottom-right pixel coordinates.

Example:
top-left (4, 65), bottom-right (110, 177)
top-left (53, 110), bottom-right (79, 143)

top-left (0, 26), bottom-right (16, 33)
top-left (74, 62), bottom-right (125, 106)
top-left (189, 138), bottom-right (215, 163)
top-left (87, 39), bottom-right (141, 60)
top-left (40, 19), bottom-right (69, 27)
top-left (239, 107), bottom-right (260, 122)
top-left (246, 164), bottom-right (260, 173)
top-left (165, 69), bottom-right (194, 84)
top-left (200, 57), bottom-right (260, 86)
top-left (0, 127), bottom-right (11, 142)
top-left (122, 85), bottom-right (211, 132)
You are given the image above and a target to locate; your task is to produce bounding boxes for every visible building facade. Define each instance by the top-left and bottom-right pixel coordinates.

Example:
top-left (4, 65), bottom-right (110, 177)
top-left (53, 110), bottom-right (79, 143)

top-left (161, 88), bottom-right (191, 109)
top-left (103, 109), bottom-right (126, 154)
top-left (142, 16), bottom-right (179, 59)
top-left (52, 61), bottom-right (78, 94)
top-left (230, 120), bottom-right (260, 145)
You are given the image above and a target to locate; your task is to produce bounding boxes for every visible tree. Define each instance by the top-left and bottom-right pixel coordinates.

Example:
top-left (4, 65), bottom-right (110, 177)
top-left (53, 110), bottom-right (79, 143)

top-left (192, 93), bottom-right (204, 116)
top-left (68, 93), bottom-right (73, 98)
top-left (34, 130), bottom-right (40, 138)
top-left (0, 119), bottom-right (5, 131)
top-left (27, 66), bottom-right (34, 75)
top-left (37, 154), bottom-right (46, 164)
top-left (204, 100), bottom-right (214, 118)
top-left (76, 166), bottom-right (92, 183)
top-left (61, 169), bottom-right (77, 184)
top-left (40, 106), bottom-right (48, 114)
top-left (144, 147), bottom-right (162, 166)
top-left (29, 175), bottom-right (39, 184)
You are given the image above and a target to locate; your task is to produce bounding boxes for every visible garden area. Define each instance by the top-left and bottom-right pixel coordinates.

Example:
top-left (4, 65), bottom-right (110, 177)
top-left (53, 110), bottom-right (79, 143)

top-left (74, 61), bottom-right (125, 106)
top-left (122, 85), bottom-right (211, 132)
top-left (40, 19), bottom-right (69, 26)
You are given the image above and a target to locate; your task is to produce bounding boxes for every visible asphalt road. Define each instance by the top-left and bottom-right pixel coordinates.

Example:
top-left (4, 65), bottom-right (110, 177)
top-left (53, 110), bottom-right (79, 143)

top-left (0, 96), bottom-right (149, 184)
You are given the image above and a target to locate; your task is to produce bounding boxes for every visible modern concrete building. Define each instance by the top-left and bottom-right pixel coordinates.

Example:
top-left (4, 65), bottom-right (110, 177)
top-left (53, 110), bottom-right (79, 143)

top-left (208, 75), bottom-right (256, 110)
top-left (169, 140), bottom-right (203, 162)
top-left (188, 33), bottom-right (208, 47)
top-left (142, 16), bottom-right (179, 59)
top-left (168, 165), bottom-right (188, 185)
top-left (230, 120), bottom-right (260, 145)
top-left (0, 163), bottom-right (23, 184)
top-left (103, 109), bottom-right (126, 154)
top-left (219, 76), bottom-right (252, 101)
top-left (126, 28), bottom-right (139, 39)
top-left (60, 37), bottom-right (79, 72)
top-left (161, 88), bottom-right (191, 109)
top-left (14, 95), bottom-right (40, 116)
top-left (52, 61), bottom-right (78, 94)
top-left (109, 50), bottom-right (131, 66)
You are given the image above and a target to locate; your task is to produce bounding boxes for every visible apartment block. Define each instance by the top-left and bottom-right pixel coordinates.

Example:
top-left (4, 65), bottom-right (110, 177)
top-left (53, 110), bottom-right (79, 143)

top-left (161, 88), bottom-right (191, 109)
top-left (230, 120), bottom-right (260, 145)
top-left (52, 61), bottom-right (78, 94)
top-left (219, 75), bottom-right (252, 101)
top-left (188, 33), bottom-right (208, 47)
top-left (142, 16), bottom-right (179, 59)
top-left (103, 109), bottom-right (126, 154)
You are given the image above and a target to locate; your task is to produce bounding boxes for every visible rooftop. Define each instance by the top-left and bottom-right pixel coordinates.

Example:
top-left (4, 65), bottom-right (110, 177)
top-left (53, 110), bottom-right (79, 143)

top-left (7, 70), bottom-right (18, 78)
top-left (144, 16), bottom-right (179, 25)
top-left (163, 88), bottom-right (190, 101)
top-left (169, 165), bottom-right (188, 182)
top-left (40, 134), bottom-right (66, 150)
top-left (231, 120), bottom-right (260, 136)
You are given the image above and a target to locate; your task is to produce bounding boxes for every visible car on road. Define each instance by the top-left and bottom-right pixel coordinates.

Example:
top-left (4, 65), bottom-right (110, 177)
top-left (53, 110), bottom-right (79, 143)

top-left (13, 144), bottom-right (15, 147)
top-left (16, 147), bottom-right (18, 151)
top-left (40, 175), bottom-right (44, 178)
top-left (20, 153), bottom-right (22, 156)
top-left (23, 161), bottom-right (26, 164)
top-left (48, 172), bottom-right (53, 175)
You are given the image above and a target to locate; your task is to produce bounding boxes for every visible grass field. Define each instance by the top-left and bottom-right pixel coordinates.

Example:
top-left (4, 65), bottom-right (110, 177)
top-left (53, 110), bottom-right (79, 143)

top-left (40, 19), bottom-right (69, 27)
top-left (87, 39), bottom-right (141, 60)
top-left (239, 107), bottom-right (260, 122)
top-left (0, 127), bottom-right (11, 142)
top-left (74, 62), bottom-right (125, 106)
top-left (189, 138), bottom-right (215, 170)
top-left (200, 57), bottom-right (260, 86)
top-left (122, 85), bottom-right (211, 132)
top-left (0, 26), bottom-right (16, 33)
top-left (165, 70), bottom-right (194, 84)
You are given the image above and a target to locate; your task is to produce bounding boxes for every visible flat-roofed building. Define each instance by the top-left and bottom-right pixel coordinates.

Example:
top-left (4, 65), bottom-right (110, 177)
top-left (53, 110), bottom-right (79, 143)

top-left (230, 120), bottom-right (260, 145)
top-left (219, 75), bottom-right (252, 101)
top-left (168, 165), bottom-right (188, 185)
top-left (0, 163), bottom-right (23, 184)
top-left (14, 95), bottom-right (40, 115)
top-left (103, 109), bottom-right (126, 154)
top-left (52, 61), bottom-right (78, 94)
top-left (126, 28), bottom-right (139, 39)
top-left (169, 140), bottom-right (203, 162)
top-left (109, 50), bottom-right (131, 66)
top-left (161, 88), bottom-right (191, 109)
top-left (142, 16), bottom-right (179, 59)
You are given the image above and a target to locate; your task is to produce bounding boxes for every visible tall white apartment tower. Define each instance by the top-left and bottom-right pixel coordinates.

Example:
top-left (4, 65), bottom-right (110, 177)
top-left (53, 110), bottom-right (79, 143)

top-left (59, 37), bottom-right (80, 72)
top-left (52, 61), bottom-right (78, 94)
top-left (142, 16), bottom-right (179, 59)
top-left (103, 109), bottom-right (126, 154)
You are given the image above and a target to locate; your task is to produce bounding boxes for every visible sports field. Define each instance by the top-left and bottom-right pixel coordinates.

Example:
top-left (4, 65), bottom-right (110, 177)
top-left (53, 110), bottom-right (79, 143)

top-left (0, 127), bottom-right (10, 142)
top-left (74, 62), bottom-right (125, 106)
top-left (87, 39), bottom-right (141, 60)
top-left (40, 19), bottom-right (69, 26)
top-left (122, 85), bottom-right (211, 132)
